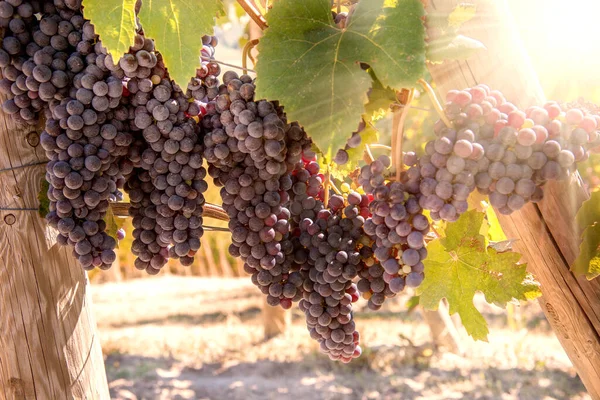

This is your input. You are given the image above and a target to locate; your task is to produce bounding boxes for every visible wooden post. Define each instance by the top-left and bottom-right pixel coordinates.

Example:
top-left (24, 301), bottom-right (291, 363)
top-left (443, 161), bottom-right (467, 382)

top-left (426, 1), bottom-right (600, 397)
top-left (422, 303), bottom-right (463, 354)
top-left (0, 108), bottom-right (109, 395)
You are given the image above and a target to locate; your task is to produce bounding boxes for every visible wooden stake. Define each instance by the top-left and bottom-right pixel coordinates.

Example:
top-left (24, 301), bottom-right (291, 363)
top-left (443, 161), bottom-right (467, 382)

top-left (426, 0), bottom-right (600, 396)
top-left (0, 97), bottom-right (109, 397)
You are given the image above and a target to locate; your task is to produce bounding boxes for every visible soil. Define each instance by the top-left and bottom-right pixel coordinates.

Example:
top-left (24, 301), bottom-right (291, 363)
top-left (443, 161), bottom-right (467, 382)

top-left (92, 276), bottom-right (590, 400)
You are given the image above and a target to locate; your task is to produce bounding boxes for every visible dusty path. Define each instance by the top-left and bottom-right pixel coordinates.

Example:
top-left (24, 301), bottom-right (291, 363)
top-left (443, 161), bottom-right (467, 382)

top-left (91, 277), bottom-right (589, 400)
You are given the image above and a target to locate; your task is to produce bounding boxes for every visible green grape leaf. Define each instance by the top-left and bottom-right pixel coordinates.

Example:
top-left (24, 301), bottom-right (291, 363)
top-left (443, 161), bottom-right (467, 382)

top-left (364, 71), bottom-right (397, 122)
top-left (427, 34), bottom-right (485, 64)
top-left (330, 122), bottom-right (379, 181)
top-left (38, 177), bottom-right (50, 218)
top-left (82, 0), bottom-right (137, 61)
top-left (576, 191), bottom-right (600, 230)
top-left (417, 210), bottom-right (541, 341)
top-left (447, 3), bottom-right (477, 28)
top-left (138, 0), bottom-right (224, 89)
top-left (105, 205), bottom-right (125, 248)
top-left (572, 223), bottom-right (600, 280)
top-left (255, 0), bottom-right (426, 160)
top-left (405, 295), bottom-right (420, 313)
top-left (468, 191), bottom-right (507, 242)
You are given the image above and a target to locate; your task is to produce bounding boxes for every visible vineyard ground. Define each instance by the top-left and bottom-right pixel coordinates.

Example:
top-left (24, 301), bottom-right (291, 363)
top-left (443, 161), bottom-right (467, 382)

top-left (91, 276), bottom-right (590, 400)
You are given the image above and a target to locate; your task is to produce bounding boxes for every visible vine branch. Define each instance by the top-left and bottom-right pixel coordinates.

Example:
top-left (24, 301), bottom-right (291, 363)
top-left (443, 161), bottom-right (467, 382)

top-left (242, 39), bottom-right (260, 74)
top-left (237, 0), bottom-right (268, 30)
top-left (418, 78), bottom-right (452, 128)
top-left (324, 167), bottom-right (331, 206)
top-left (394, 88), bottom-right (415, 181)
top-left (110, 202), bottom-right (229, 222)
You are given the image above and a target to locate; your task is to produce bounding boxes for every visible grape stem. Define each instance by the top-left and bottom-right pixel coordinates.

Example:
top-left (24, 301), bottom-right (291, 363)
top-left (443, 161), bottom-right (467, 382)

top-left (202, 225), bottom-right (231, 232)
top-left (429, 222), bottom-right (442, 239)
top-left (364, 145), bottom-right (375, 164)
top-left (393, 88), bottom-right (415, 181)
top-left (237, 0), bottom-right (268, 30)
top-left (417, 78), bottom-right (452, 128)
top-left (369, 144), bottom-right (392, 151)
top-left (201, 56), bottom-right (255, 73)
top-left (330, 180), bottom-right (342, 196)
top-left (324, 167), bottom-right (331, 206)
top-left (242, 39), bottom-right (260, 75)
top-left (109, 202), bottom-right (229, 222)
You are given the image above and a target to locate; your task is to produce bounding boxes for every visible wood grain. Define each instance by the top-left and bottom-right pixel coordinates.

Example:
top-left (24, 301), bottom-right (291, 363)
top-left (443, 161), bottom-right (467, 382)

top-left (426, 1), bottom-right (600, 397)
top-left (0, 95), bottom-right (110, 397)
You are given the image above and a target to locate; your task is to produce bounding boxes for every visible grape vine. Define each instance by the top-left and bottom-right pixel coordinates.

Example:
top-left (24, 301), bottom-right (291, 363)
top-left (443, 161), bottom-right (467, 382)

top-left (2, 0), bottom-right (599, 363)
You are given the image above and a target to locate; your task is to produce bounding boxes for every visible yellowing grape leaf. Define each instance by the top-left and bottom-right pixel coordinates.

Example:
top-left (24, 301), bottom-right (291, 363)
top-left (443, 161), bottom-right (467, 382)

top-left (417, 210), bottom-right (541, 341)
top-left (364, 70), bottom-right (398, 121)
top-left (467, 191), bottom-right (506, 242)
top-left (82, 0), bottom-right (137, 61)
top-left (447, 3), bottom-right (476, 28)
top-left (255, 0), bottom-right (426, 161)
top-left (106, 205), bottom-right (125, 248)
top-left (572, 223), bottom-right (600, 280)
top-left (38, 177), bottom-right (50, 218)
top-left (139, 0), bottom-right (224, 89)
top-left (576, 191), bottom-right (600, 230)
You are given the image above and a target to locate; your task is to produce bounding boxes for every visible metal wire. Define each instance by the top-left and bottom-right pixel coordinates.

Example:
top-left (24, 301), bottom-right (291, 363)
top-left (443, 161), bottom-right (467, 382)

top-left (0, 161), bottom-right (47, 174)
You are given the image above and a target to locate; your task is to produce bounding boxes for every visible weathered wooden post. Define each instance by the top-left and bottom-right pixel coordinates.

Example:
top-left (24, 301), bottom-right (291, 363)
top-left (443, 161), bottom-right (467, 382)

top-left (426, 0), bottom-right (600, 397)
top-left (0, 103), bottom-right (109, 397)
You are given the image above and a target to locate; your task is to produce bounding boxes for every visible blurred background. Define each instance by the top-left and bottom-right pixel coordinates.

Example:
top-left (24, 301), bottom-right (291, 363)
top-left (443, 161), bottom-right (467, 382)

top-left (95, 1), bottom-right (599, 398)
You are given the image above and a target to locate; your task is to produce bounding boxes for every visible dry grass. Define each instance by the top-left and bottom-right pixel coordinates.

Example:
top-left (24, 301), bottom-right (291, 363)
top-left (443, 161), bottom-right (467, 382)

top-left (91, 276), bottom-right (590, 400)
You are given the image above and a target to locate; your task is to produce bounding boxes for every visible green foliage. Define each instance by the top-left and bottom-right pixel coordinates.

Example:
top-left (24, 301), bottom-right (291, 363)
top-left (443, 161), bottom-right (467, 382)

top-left (576, 191), bottom-right (600, 230)
top-left (363, 70), bottom-right (398, 121)
top-left (467, 191), bottom-right (506, 242)
top-left (38, 178), bottom-right (50, 218)
top-left (417, 210), bottom-right (541, 341)
top-left (255, 0), bottom-right (426, 160)
top-left (573, 223), bottom-right (600, 280)
top-left (105, 206), bottom-right (125, 248)
top-left (572, 192), bottom-right (600, 279)
top-left (405, 295), bottom-right (420, 313)
top-left (82, 0), bottom-right (137, 61)
top-left (572, 191), bottom-right (600, 279)
top-left (138, 0), bottom-right (224, 89)
top-left (447, 3), bottom-right (477, 28)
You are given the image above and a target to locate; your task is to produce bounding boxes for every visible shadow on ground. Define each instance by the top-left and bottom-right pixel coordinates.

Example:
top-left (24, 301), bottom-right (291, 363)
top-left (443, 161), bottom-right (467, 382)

top-left (105, 351), bottom-right (587, 400)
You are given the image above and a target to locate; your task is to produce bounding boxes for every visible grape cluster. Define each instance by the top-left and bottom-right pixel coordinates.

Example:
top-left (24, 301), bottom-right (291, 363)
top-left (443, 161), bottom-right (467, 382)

top-left (413, 85), bottom-right (600, 220)
top-left (408, 127), bottom-right (480, 222)
top-left (38, 0), bottom-right (133, 269)
top-left (202, 71), bottom-right (312, 308)
top-left (297, 192), bottom-right (368, 362)
top-left (117, 39), bottom-right (208, 273)
top-left (0, 0), bottom-right (92, 125)
top-left (0, 0), bottom-right (212, 271)
top-left (359, 155), bottom-right (429, 305)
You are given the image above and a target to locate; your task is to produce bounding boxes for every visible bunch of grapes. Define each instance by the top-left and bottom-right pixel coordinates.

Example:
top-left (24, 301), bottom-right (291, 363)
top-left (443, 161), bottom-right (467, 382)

top-left (4, 0), bottom-right (212, 272)
top-left (115, 37), bottom-right (208, 273)
top-left (412, 84), bottom-right (600, 220)
top-left (358, 155), bottom-right (429, 306)
top-left (297, 192), bottom-right (368, 363)
top-left (202, 71), bottom-right (312, 308)
top-left (38, 0), bottom-right (136, 269)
